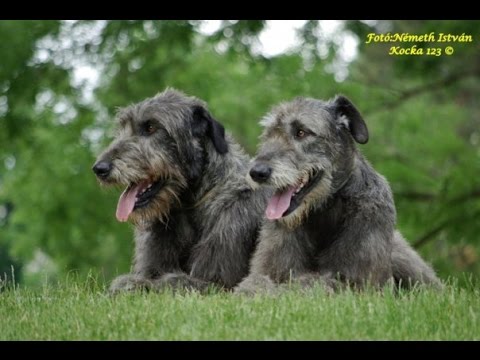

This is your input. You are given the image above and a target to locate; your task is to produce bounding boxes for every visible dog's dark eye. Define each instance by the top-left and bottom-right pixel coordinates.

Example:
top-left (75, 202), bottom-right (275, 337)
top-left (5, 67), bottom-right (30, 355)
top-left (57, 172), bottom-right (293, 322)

top-left (295, 129), bottom-right (306, 139)
top-left (141, 121), bottom-right (157, 136)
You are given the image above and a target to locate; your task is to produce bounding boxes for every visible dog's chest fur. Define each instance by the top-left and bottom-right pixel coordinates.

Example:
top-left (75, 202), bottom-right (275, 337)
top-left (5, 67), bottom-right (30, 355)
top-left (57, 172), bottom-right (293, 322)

top-left (303, 195), bottom-right (348, 254)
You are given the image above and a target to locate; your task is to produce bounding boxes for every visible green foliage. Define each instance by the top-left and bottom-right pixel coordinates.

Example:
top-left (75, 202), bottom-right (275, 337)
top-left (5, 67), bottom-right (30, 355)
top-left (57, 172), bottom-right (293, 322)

top-left (0, 281), bottom-right (478, 340)
top-left (0, 20), bottom-right (479, 284)
top-left (347, 20), bottom-right (480, 277)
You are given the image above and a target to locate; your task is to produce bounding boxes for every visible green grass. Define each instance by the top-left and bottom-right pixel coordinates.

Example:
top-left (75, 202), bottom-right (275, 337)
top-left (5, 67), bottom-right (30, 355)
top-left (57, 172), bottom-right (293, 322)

top-left (0, 280), bottom-right (478, 340)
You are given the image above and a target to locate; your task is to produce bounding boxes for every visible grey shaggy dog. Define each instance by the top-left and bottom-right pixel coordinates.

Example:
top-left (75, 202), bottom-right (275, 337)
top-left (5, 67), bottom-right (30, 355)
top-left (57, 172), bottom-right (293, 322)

top-left (235, 95), bottom-right (442, 294)
top-left (93, 88), bottom-right (266, 293)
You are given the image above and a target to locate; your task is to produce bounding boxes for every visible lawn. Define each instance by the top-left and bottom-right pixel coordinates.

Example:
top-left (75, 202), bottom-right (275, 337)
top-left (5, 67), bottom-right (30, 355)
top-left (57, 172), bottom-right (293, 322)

top-left (1, 279), bottom-right (478, 340)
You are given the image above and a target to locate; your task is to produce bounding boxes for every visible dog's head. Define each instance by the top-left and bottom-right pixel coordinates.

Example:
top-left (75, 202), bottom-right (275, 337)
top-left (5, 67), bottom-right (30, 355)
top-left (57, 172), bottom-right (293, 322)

top-left (92, 88), bottom-right (228, 224)
top-left (248, 95), bottom-right (368, 227)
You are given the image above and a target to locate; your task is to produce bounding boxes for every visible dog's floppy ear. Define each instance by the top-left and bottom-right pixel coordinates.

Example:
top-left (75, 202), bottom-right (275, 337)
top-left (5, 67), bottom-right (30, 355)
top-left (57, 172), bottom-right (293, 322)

top-left (192, 105), bottom-right (229, 154)
top-left (331, 95), bottom-right (369, 144)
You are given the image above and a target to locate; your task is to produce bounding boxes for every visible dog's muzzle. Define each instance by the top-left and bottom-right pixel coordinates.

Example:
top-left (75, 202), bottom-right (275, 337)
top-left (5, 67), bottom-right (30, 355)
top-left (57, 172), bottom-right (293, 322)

top-left (249, 162), bottom-right (272, 183)
top-left (92, 160), bottom-right (112, 180)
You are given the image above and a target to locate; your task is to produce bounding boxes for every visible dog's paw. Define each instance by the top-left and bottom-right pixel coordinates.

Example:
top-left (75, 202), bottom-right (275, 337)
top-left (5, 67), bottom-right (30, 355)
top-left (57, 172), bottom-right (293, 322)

top-left (152, 272), bottom-right (210, 293)
top-left (234, 274), bottom-right (278, 296)
top-left (109, 274), bottom-right (153, 295)
top-left (290, 273), bottom-right (336, 295)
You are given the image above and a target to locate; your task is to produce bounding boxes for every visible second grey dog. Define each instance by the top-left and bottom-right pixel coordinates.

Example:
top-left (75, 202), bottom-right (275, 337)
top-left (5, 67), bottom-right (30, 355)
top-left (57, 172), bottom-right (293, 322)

top-left (93, 89), bottom-right (266, 293)
top-left (235, 95), bottom-right (441, 294)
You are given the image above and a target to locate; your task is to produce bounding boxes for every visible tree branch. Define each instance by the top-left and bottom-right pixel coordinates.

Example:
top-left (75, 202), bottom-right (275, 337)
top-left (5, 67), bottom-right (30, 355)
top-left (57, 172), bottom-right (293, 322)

top-left (364, 69), bottom-right (480, 116)
top-left (413, 209), bottom-right (480, 249)
top-left (395, 191), bottom-right (436, 201)
top-left (396, 187), bottom-right (480, 204)
top-left (449, 188), bottom-right (480, 206)
top-left (413, 220), bottom-right (451, 249)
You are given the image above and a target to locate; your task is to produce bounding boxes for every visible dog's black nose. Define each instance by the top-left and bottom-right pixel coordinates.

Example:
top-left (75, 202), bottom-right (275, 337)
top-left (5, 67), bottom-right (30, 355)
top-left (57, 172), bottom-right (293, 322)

top-left (249, 163), bottom-right (272, 183)
top-left (92, 161), bottom-right (112, 179)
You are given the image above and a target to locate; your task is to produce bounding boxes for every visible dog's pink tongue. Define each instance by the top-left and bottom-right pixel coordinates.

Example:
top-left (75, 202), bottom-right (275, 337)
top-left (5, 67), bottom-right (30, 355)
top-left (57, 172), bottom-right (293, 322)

top-left (266, 186), bottom-right (296, 220)
top-left (116, 182), bottom-right (147, 222)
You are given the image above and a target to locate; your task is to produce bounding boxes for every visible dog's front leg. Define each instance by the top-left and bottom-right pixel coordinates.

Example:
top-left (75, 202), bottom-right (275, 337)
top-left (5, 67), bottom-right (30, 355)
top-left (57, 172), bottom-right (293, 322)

top-left (235, 222), bottom-right (318, 295)
top-left (188, 200), bottom-right (260, 290)
top-left (188, 232), bottom-right (254, 290)
top-left (109, 221), bottom-right (184, 294)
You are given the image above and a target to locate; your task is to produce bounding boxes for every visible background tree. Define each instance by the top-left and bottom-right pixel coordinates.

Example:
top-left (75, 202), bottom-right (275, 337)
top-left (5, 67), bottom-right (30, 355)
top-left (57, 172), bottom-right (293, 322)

top-left (0, 20), bottom-right (478, 286)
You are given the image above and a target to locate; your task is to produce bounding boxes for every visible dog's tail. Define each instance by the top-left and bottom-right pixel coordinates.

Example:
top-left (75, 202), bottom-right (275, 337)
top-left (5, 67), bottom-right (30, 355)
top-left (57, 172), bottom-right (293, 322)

top-left (391, 231), bottom-right (443, 289)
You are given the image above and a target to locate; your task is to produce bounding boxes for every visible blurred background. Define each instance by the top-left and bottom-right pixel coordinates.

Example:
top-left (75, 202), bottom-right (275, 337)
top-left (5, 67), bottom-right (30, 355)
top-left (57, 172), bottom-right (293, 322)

top-left (0, 20), bottom-right (479, 287)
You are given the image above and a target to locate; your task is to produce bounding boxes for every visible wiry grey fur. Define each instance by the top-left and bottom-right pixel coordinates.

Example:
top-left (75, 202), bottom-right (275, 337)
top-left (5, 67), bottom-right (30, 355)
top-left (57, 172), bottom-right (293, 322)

top-left (93, 88), bottom-right (266, 293)
top-left (235, 95), bottom-right (442, 295)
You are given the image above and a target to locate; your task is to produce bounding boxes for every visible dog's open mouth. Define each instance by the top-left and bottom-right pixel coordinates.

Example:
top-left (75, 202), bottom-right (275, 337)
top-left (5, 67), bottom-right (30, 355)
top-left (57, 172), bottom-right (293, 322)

top-left (116, 178), bottom-right (166, 222)
top-left (265, 169), bottom-right (323, 220)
